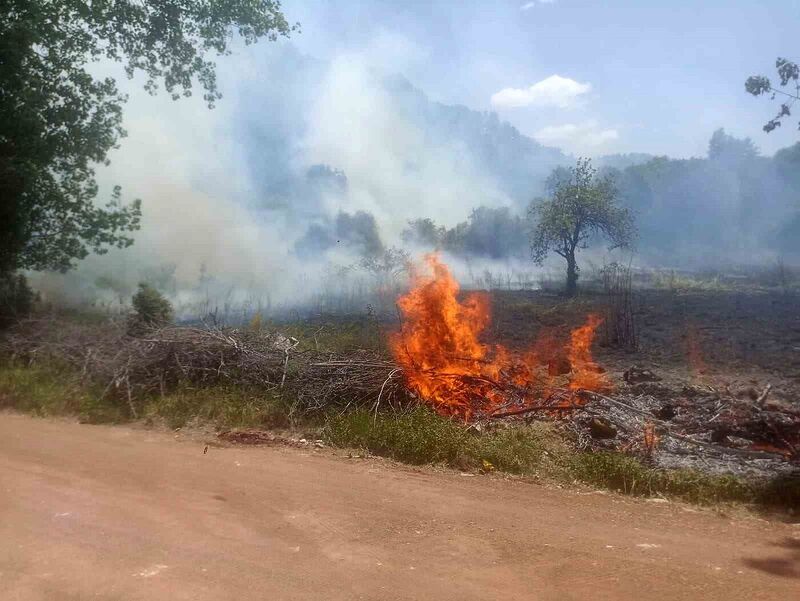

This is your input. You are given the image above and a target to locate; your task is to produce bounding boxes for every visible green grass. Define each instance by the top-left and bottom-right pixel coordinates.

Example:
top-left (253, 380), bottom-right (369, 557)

top-left (144, 385), bottom-right (294, 430)
top-left (325, 406), bottom-right (576, 478)
top-left (570, 452), bottom-right (753, 504)
top-left (0, 362), bottom-right (124, 423)
top-left (325, 406), bottom-right (476, 466)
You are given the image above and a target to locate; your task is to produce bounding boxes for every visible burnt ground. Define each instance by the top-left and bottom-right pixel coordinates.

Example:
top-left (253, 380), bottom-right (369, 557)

top-left (485, 288), bottom-right (800, 477)
top-left (489, 288), bottom-right (800, 406)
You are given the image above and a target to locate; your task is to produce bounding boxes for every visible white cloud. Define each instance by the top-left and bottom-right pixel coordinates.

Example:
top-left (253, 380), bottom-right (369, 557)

top-left (534, 120), bottom-right (619, 154)
top-left (521, 0), bottom-right (556, 9)
top-left (490, 75), bottom-right (591, 109)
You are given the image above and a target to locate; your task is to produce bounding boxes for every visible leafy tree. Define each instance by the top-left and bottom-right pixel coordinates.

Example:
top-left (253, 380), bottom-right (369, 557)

top-left (1, 1), bottom-right (295, 274)
top-left (530, 158), bottom-right (635, 297)
top-left (746, 58), bottom-right (799, 132)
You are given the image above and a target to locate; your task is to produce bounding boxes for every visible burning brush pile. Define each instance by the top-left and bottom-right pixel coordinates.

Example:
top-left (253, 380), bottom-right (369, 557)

top-left (388, 255), bottom-right (798, 476)
top-left (1, 254), bottom-right (797, 478)
top-left (388, 254), bottom-right (610, 418)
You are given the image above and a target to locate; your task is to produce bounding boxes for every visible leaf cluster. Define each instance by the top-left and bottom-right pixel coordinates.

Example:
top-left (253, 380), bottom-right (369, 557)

top-left (745, 57), bottom-right (800, 133)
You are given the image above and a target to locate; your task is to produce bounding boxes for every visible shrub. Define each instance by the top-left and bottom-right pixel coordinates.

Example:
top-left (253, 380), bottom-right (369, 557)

top-left (129, 282), bottom-right (173, 334)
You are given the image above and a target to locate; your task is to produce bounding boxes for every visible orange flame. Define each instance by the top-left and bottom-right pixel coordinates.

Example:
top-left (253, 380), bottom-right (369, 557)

top-left (567, 314), bottom-right (607, 391)
top-left (390, 254), bottom-right (609, 416)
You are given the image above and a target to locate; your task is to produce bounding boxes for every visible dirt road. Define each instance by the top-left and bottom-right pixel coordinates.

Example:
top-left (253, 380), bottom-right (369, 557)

top-left (0, 413), bottom-right (797, 600)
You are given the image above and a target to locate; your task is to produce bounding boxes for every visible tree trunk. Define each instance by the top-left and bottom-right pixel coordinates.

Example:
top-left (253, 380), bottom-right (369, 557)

top-left (565, 254), bottom-right (578, 297)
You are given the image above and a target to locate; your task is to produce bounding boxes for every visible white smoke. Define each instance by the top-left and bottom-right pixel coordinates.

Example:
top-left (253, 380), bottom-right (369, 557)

top-left (35, 38), bottom-right (525, 314)
top-left (303, 52), bottom-right (511, 234)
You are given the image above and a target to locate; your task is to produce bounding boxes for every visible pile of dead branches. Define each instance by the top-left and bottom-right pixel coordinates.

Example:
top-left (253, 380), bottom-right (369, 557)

top-left (2, 318), bottom-right (287, 415)
top-left (0, 317), bottom-right (411, 417)
top-left (296, 352), bottom-right (408, 413)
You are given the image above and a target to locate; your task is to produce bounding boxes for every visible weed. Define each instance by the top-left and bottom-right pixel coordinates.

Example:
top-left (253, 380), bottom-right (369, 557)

top-left (144, 385), bottom-right (294, 430)
top-left (472, 423), bottom-right (572, 477)
top-left (324, 407), bottom-right (572, 477)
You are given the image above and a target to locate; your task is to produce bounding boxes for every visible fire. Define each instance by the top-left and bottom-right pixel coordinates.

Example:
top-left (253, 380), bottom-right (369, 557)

top-left (567, 314), bottom-right (607, 391)
top-left (390, 254), bottom-right (609, 417)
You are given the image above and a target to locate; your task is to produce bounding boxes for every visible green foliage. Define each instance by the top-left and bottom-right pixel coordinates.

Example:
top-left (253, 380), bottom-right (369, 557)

top-left (530, 158), bottom-right (636, 296)
top-left (708, 128), bottom-right (759, 163)
top-left (745, 58), bottom-right (800, 132)
top-left (359, 246), bottom-right (411, 280)
top-left (470, 423), bottom-right (571, 476)
top-left (0, 272), bottom-right (35, 324)
top-left (325, 406), bottom-right (797, 509)
top-left (129, 282), bottom-right (173, 332)
top-left (401, 218), bottom-right (444, 247)
top-left (611, 133), bottom-right (800, 260)
top-left (0, 0), bottom-right (295, 274)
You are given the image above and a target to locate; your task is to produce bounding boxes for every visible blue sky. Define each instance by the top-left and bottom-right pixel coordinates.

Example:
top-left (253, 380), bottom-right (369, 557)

top-left (279, 0), bottom-right (799, 158)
